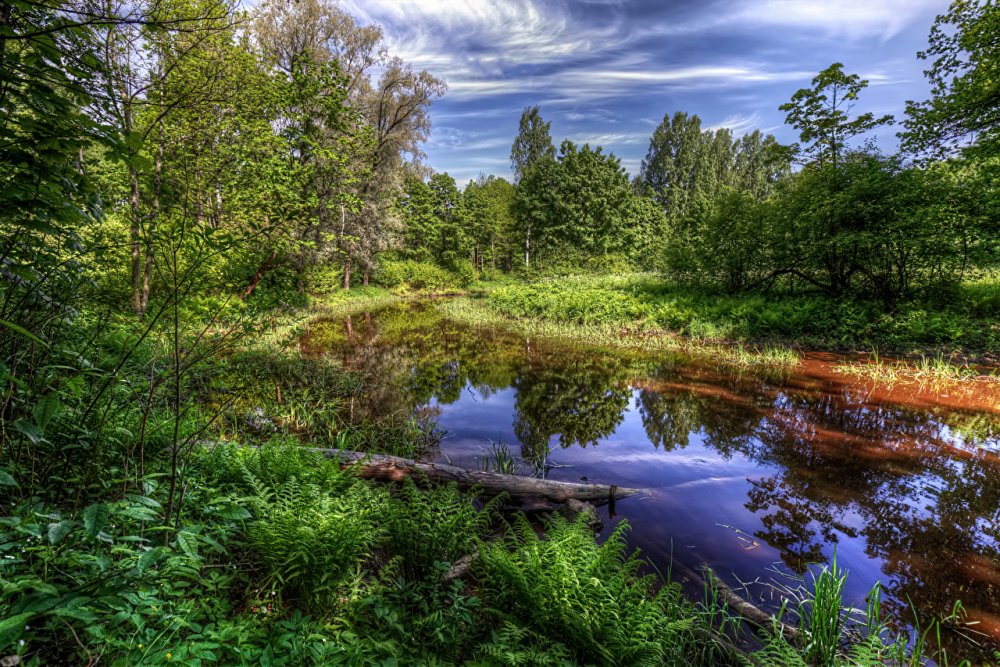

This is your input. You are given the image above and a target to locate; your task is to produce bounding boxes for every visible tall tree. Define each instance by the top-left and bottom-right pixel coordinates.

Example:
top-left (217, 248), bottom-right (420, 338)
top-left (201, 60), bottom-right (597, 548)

top-left (636, 112), bottom-right (706, 222)
top-left (902, 0), bottom-right (1000, 159)
top-left (96, 0), bottom-right (234, 314)
top-left (510, 105), bottom-right (554, 267)
top-left (515, 141), bottom-right (655, 261)
top-left (780, 63), bottom-right (893, 167)
top-left (463, 174), bottom-right (516, 273)
top-left (255, 0), bottom-right (443, 289)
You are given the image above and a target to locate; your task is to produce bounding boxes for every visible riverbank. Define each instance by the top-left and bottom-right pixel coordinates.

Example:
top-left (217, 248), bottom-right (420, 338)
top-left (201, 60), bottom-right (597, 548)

top-left (479, 273), bottom-right (1000, 358)
top-left (455, 273), bottom-right (1000, 388)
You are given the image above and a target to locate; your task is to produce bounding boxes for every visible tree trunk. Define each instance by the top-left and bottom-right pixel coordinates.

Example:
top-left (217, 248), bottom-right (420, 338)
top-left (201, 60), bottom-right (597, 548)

top-left (524, 223), bottom-right (531, 268)
top-left (242, 250), bottom-right (278, 300)
top-left (362, 263), bottom-right (369, 286)
top-left (128, 155), bottom-right (143, 314)
top-left (319, 449), bottom-right (646, 511)
top-left (343, 256), bottom-right (352, 290)
top-left (141, 119), bottom-right (163, 314)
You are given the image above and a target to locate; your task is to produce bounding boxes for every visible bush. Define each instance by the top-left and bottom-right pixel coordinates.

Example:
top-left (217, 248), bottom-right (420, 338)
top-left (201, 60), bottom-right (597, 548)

top-left (382, 480), bottom-right (496, 580)
top-left (376, 259), bottom-right (462, 291)
top-left (489, 280), bottom-right (651, 325)
top-left (302, 263), bottom-right (344, 295)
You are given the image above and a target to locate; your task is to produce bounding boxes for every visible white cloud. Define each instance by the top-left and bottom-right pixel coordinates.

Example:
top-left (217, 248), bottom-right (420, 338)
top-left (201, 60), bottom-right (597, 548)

top-left (736, 0), bottom-right (941, 40)
top-left (567, 131), bottom-right (648, 147)
top-left (706, 112), bottom-right (762, 134)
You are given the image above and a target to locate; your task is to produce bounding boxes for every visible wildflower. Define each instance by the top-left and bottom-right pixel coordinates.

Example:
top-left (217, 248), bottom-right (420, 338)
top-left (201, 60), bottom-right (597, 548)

top-left (166, 652), bottom-right (172, 660)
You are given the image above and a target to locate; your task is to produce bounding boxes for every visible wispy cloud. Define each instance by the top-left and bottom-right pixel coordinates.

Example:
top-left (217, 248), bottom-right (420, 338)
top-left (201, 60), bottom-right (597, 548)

top-left (706, 112), bottom-right (762, 135)
top-left (736, 0), bottom-right (942, 41)
top-left (339, 0), bottom-right (940, 181)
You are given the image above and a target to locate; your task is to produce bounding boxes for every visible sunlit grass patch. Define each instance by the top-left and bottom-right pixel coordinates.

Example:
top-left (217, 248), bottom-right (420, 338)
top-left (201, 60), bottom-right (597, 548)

top-left (438, 297), bottom-right (801, 378)
top-left (834, 350), bottom-right (999, 391)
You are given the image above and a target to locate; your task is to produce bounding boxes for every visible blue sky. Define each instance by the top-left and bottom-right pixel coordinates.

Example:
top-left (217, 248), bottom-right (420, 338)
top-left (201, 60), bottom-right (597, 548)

top-left (342, 0), bottom-right (946, 184)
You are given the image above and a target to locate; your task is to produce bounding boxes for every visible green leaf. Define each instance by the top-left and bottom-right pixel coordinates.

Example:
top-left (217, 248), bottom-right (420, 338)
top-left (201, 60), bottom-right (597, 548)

top-left (48, 520), bottom-right (74, 544)
top-left (32, 393), bottom-right (61, 434)
top-left (175, 530), bottom-right (200, 560)
top-left (83, 503), bottom-right (110, 538)
top-left (137, 546), bottom-right (166, 573)
top-left (216, 504), bottom-right (251, 521)
top-left (0, 468), bottom-right (16, 487)
top-left (0, 319), bottom-right (47, 347)
top-left (12, 420), bottom-right (44, 445)
top-left (0, 612), bottom-right (33, 650)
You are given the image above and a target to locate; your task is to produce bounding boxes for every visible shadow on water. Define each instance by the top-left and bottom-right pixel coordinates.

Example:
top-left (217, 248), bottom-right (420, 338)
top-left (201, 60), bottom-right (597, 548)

top-left (299, 300), bottom-right (1000, 660)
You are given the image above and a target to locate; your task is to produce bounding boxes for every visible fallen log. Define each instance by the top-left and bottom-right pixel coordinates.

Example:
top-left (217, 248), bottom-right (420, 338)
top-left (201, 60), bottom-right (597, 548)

top-left (314, 448), bottom-right (649, 510)
top-left (696, 565), bottom-right (804, 645)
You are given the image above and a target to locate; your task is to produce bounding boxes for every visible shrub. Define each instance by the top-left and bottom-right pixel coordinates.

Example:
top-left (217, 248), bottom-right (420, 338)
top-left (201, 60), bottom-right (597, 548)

top-left (245, 477), bottom-right (387, 612)
top-left (377, 259), bottom-right (460, 291)
top-left (302, 263), bottom-right (344, 295)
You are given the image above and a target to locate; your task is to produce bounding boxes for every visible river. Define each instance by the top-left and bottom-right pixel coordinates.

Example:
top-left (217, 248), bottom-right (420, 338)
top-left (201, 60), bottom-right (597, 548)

top-left (300, 299), bottom-right (1000, 661)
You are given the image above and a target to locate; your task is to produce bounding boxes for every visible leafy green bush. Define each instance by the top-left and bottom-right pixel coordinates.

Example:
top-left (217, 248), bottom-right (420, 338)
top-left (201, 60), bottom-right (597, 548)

top-left (482, 273), bottom-right (1000, 353)
top-left (303, 263), bottom-right (344, 295)
top-left (245, 478), bottom-right (386, 612)
top-left (376, 259), bottom-right (463, 291)
top-left (489, 281), bottom-right (651, 325)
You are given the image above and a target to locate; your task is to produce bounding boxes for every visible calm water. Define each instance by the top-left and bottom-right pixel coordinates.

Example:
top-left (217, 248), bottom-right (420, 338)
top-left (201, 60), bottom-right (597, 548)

top-left (300, 300), bottom-right (1000, 659)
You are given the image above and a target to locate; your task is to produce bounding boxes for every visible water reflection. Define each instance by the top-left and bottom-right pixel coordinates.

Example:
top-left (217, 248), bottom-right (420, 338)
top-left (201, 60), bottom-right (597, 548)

top-left (300, 301), bottom-right (1000, 658)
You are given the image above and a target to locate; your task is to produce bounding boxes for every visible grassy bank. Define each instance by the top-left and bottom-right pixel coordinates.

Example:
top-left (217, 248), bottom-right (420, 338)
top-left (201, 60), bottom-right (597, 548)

top-left (439, 297), bottom-right (802, 378)
top-left (479, 273), bottom-right (1000, 358)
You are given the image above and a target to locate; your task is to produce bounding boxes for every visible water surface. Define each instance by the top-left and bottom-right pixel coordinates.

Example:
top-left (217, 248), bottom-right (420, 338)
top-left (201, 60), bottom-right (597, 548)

top-left (300, 300), bottom-right (1000, 659)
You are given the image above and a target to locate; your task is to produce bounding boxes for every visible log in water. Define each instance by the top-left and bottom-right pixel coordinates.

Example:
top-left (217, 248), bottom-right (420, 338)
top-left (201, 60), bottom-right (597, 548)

top-left (315, 448), bottom-right (648, 510)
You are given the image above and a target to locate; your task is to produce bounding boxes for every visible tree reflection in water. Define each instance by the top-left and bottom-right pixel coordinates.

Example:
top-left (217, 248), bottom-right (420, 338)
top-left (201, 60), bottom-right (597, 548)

top-left (300, 301), bottom-right (1000, 657)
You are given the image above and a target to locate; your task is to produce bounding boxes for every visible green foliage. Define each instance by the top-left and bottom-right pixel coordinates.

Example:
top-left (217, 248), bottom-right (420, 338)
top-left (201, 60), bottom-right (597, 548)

top-left (902, 0), bottom-right (1000, 159)
top-left (483, 273), bottom-right (1000, 353)
top-left (383, 480), bottom-right (497, 580)
top-left (515, 140), bottom-right (660, 265)
top-left (246, 478), bottom-right (386, 612)
top-left (510, 105), bottom-right (556, 184)
top-left (637, 112), bottom-right (790, 225)
top-left (490, 280), bottom-right (652, 325)
top-left (476, 622), bottom-right (575, 666)
top-left (477, 515), bottom-right (697, 666)
top-left (780, 63), bottom-right (894, 166)
top-left (377, 259), bottom-right (472, 291)
top-left (302, 263), bottom-right (345, 295)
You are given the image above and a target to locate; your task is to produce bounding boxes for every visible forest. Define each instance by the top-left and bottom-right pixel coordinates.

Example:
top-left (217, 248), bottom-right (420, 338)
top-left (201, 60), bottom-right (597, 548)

top-left (1, 0), bottom-right (998, 663)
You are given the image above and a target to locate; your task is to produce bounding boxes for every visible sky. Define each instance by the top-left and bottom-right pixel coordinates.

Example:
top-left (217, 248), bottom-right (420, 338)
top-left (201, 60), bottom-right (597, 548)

top-left (341, 0), bottom-right (947, 184)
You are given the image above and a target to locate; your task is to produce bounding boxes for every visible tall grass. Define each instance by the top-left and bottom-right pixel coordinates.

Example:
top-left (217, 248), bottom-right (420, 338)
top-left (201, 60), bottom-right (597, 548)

top-left (835, 351), bottom-right (999, 391)
top-left (439, 297), bottom-right (801, 377)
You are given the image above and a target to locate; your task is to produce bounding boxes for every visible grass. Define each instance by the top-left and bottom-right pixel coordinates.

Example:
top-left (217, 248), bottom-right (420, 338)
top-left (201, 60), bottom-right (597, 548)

top-left (834, 350), bottom-right (1000, 391)
top-left (477, 272), bottom-right (1000, 358)
top-left (438, 295), bottom-right (802, 378)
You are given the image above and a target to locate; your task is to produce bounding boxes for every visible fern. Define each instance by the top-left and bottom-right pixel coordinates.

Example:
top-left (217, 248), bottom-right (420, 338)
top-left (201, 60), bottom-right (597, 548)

top-left (476, 622), bottom-right (575, 666)
top-left (476, 514), bottom-right (699, 666)
top-left (382, 479), bottom-right (499, 580)
top-left (247, 478), bottom-right (387, 612)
